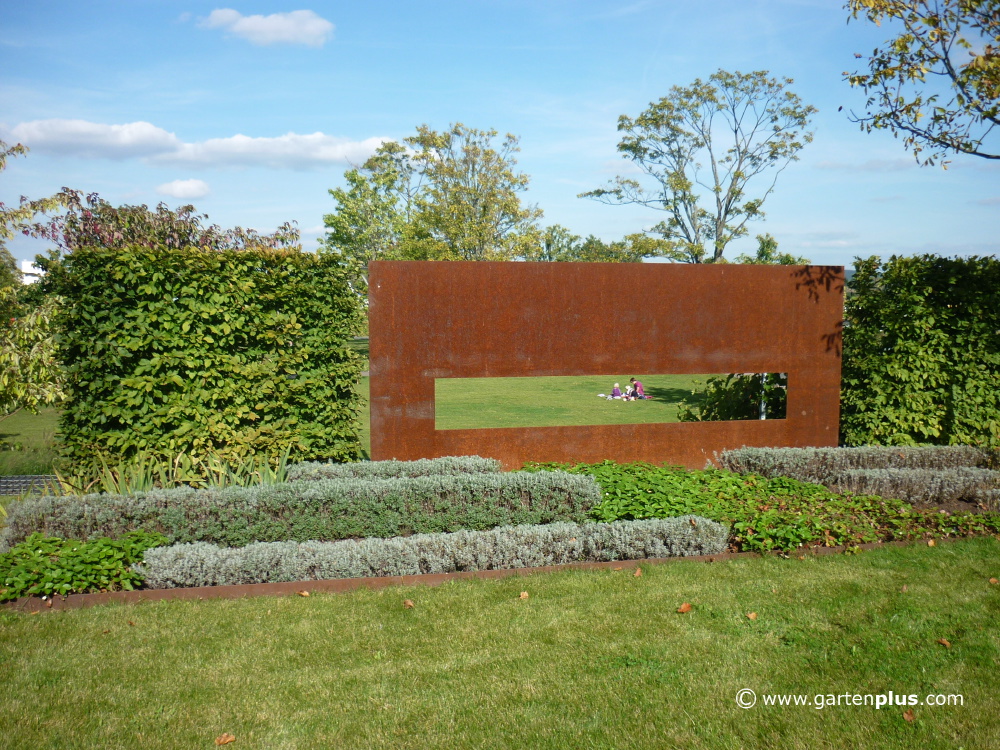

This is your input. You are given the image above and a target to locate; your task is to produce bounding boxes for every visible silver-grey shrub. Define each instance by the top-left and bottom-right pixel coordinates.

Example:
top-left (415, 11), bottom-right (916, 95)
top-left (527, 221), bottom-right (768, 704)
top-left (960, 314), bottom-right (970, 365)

top-left (718, 446), bottom-right (995, 484)
top-left (137, 516), bottom-right (729, 589)
top-left (0, 471), bottom-right (600, 552)
top-left (827, 468), bottom-right (1000, 506)
top-left (287, 455), bottom-right (503, 482)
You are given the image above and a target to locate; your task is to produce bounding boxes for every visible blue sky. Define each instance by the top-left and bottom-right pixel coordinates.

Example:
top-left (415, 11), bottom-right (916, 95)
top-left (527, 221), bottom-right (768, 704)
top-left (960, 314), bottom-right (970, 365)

top-left (2, 0), bottom-right (997, 268)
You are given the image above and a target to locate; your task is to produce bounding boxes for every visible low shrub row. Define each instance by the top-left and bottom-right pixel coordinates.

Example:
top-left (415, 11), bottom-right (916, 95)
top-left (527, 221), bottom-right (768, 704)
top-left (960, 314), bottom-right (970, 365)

top-left (0, 471), bottom-right (601, 551)
top-left (287, 455), bottom-right (503, 482)
top-left (718, 446), bottom-right (996, 482)
top-left (0, 530), bottom-right (168, 601)
top-left (137, 517), bottom-right (728, 589)
top-left (828, 468), bottom-right (1000, 509)
top-left (529, 461), bottom-right (1000, 552)
top-left (717, 446), bottom-right (1000, 507)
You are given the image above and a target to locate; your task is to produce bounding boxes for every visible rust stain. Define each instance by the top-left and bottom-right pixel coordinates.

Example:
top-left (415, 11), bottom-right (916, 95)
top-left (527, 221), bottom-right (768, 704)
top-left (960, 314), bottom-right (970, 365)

top-left (369, 261), bottom-right (844, 469)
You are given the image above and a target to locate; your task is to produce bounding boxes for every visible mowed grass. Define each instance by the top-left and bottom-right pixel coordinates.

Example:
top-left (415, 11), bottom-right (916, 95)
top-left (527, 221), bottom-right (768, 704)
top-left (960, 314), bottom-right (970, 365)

top-left (436, 374), bottom-right (713, 430)
top-left (0, 407), bottom-right (60, 476)
top-left (1, 538), bottom-right (998, 749)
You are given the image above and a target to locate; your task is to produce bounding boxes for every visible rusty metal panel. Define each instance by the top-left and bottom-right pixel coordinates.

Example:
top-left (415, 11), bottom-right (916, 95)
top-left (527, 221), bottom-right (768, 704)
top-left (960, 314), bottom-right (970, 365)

top-left (369, 261), bottom-right (843, 470)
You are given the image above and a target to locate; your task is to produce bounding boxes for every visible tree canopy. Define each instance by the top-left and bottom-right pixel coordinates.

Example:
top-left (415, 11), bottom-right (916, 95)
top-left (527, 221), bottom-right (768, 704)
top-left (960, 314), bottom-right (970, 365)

top-left (845, 0), bottom-right (999, 165)
top-left (323, 123), bottom-right (542, 267)
top-left (581, 69), bottom-right (816, 263)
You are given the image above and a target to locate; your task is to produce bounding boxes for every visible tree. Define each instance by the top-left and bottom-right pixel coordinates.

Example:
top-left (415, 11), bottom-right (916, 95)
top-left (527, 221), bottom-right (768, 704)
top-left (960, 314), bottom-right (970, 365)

top-left (523, 226), bottom-right (672, 263)
top-left (581, 70), bottom-right (816, 263)
top-left (30, 190), bottom-right (300, 254)
top-left (734, 233), bottom-right (811, 265)
top-left (0, 287), bottom-right (64, 422)
top-left (323, 123), bottom-right (543, 267)
top-left (321, 141), bottom-right (419, 268)
top-left (845, 0), bottom-right (999, 165)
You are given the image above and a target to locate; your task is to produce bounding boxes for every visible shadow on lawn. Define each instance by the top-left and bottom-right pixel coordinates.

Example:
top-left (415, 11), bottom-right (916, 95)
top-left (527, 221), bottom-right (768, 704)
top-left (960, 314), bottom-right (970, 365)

top-left (643, 385), bottom-right (704, 405)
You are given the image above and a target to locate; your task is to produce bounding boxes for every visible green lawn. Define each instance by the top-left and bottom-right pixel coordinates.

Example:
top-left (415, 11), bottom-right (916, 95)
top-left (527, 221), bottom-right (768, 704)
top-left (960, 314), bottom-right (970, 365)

top-left (436, 373), bottom-right (711, 430)
top-left (0, 407), bottom-right (60, 476)
top-left (2, 538), bottom-right (997, 749)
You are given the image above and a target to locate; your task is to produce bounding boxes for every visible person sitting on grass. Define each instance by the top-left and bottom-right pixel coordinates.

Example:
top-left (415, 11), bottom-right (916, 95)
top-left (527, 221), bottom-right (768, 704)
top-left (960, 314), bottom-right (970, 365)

top-left (623, 384), bottom-right (636, 401)
top-left (630, 377), bottom-right (647, 399)
top-left (611, 383), bottom-right (622, 399)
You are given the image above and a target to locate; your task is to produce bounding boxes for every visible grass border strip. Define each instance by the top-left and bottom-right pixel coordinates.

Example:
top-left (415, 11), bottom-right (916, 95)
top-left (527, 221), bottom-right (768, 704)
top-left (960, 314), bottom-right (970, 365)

top-left (3, 537), bottom-right (968, 614)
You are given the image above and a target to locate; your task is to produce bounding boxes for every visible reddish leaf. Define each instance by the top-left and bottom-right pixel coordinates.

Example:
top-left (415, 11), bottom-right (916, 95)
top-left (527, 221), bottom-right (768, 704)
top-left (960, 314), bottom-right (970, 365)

top-left (128, 620), bottom-right (135, 626)
top-left (901, 585), bottom-right (908, 593)
top-left (215, 733), bottom-right (236, 745)
top-left (633, 567), bottom-right (643, 578)
top-left (746, 612), bottom-right (758, 621)
top-left (989, 578), bottom-right (998, 585)
top-left (903, 709), bottom-right (915, 723)
top-left (927, 539), bottom-right (936, 547)
top-left (403, 599), bottom-right (414, 609)
top-left (297, 590), bottom-right (310, 597)
top-left (677, 602), bottom-right (692, 614)
top-left (938, 638), bottom-right (951, 648)
top-left (519, 591), bottom-right (529, 600)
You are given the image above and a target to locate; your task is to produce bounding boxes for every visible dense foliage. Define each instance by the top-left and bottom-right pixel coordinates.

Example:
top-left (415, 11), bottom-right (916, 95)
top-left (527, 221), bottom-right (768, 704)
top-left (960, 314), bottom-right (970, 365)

top-left (677, 373), bottom-right (787, 422)
top-left (841, 254), bottom-right (1000, 449)
top-left (138, 517), bottom-right (728, 589)
top-left (44, 245), bottom-right (365, 474)
top-left (528, 461), bottom-right (1000, 552)
top-left (288, 455), bottom-right (503, 482)
top-left (0, 471), bottom-right (602, 551)
top-left (0, 530), bottom-right (167, 601)
top-left (718, 445), bottom-right (996, 481)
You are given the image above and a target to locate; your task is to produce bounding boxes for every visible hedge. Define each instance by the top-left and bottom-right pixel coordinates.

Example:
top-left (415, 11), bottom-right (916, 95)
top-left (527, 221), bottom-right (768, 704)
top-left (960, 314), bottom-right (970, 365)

top-left (718, 446), bottom-right (995, 483)
top-left (841, 254), bottom-right (1000, 449)
top-left (287, 456), bottom-right (503, 482)
top-left (137, 517), bottom-right (729, 589)
top-left (827, 468), bottom-right (1000, 508)
top-left (0, 471), bottom-right (601, 551)
top-left (44, 245), bottom-right (365, 473)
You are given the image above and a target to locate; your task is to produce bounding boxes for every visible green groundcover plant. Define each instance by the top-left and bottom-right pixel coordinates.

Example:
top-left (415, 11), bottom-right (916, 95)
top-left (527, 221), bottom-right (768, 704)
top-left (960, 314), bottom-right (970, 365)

top-left (0, 530), bottom-right (168, 601)
top-left (528, 461), bottom-right (1000, 552)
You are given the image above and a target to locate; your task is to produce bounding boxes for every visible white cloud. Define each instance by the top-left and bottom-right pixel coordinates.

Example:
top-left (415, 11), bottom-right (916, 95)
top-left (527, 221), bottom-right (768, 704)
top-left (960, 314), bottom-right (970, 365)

top-left (199, 9), bottom-right (334, 47)
top-left (160, 132), bottom-right (388, 169)
top-left (156, 178), bottom-right (210, 199)
top-left (7, 118), bottom-right (387, 170)
top-left (8, 119), bottom-right (180, 159)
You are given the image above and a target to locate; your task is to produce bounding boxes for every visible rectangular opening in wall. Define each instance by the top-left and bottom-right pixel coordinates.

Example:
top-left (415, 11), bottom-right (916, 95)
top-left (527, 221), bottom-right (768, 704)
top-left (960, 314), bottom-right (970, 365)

top-left (434, 373), bottom-right (787, 430)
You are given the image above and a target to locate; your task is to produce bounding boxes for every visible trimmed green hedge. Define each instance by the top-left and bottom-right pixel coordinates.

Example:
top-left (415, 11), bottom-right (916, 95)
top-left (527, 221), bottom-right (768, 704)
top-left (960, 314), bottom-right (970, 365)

top-left (45, 245), bottom-right (365, 473)
top-left (0, 472), bottom-right (601, 551)
top-left (137, 517), bottom-right (728, 589)
top-left (842, 254), bottom-right (1000, 449)
top-left (287, 456), bottom-right (503, 482)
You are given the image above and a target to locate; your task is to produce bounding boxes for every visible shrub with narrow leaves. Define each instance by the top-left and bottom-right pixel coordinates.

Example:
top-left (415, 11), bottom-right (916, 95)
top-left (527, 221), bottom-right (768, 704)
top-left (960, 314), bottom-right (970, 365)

top-left (0, 471), bottom-right (601, 551)
top-left (287, 455), bottom-right (502, 482)
top-left (718, 446), bottom-right (995, 484)
top-left (137, 517), bottom-right (729, 589)
top-left (827, 468), bottom-right (1000, 507)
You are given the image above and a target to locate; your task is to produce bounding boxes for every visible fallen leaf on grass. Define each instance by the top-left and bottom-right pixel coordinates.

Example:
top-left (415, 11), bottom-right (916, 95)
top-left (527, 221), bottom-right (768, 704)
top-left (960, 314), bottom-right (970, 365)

top-left (937, 638), bottom-right (951, 648)
top-left (633, 567), bottom-right (643, 578)
top-left (102, 629), bottom-right (110, 635)
top-left (612, 566), bottom-right (623, 571)
top-left (901, 585), bottom-right (908, 593)
top-left (297, 591), bottom-right (310, 597)
top-left (903, 709), bottom-right (915, 723)
top-left (677, 602), bottom-right (692, 614)
top-left (989, 578), bottom-right (998, 585)
top-left (215, 733), bottom-right (236, 745)
top-left (519, 591), bottom-right (529, 600)
top-left (927, 539), bottom-right (936, 547)
top-left (128, 621), bottom-right (135, 627)
top-left (403, 599), bottom-right (414, 609)
top-left (746, 612), bottom-right (758, 620)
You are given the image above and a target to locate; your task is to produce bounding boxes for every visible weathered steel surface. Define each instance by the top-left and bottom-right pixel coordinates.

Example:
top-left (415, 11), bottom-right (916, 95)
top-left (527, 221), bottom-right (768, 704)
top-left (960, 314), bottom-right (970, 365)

top-left (369, 261), bottom-right (843, 469)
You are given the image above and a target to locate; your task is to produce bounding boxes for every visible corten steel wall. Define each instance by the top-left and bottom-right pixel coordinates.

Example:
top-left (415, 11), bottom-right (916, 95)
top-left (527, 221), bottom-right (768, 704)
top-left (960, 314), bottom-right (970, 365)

top-left (369, 261), bottom-right (844, 470)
